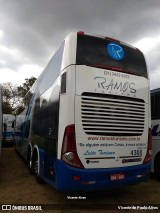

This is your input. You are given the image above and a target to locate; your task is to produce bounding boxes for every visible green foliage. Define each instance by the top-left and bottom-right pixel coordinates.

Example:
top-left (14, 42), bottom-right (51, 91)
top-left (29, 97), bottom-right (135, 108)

top-left (2, 82), bottom-right (18, 114)
top-left (17, 76), bottom-right (36, 98)
top-left (2, 101), bottom-right (12, 114)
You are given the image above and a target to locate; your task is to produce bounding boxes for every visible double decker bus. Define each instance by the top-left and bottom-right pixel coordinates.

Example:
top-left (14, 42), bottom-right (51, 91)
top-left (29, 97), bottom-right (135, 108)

top-left (15, 32), bottom-right (151, 191)
top-left (151, 88), bottom-right (160, 180)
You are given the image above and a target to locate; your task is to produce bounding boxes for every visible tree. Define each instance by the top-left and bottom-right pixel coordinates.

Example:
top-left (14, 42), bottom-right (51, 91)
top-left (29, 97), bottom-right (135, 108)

top-left (2, 82), bottom-right (20, 114)
top-left (17, 76), bottom-right (36, 98)
top-left (2, 76), bottom-right (36, 114)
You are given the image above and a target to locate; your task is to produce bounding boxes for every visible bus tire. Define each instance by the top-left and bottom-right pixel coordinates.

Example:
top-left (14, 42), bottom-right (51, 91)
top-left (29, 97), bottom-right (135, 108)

top-left (27, 149), bottom-right (34, 175)
top-left (33, 151), bottom-right (44, 184)
top-left (154, 154), bottom-right (160, 180)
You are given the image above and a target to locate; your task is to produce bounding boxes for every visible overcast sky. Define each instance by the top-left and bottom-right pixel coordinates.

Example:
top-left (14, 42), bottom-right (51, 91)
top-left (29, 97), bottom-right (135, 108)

top-left (0, 0), bottom-right (159, 89)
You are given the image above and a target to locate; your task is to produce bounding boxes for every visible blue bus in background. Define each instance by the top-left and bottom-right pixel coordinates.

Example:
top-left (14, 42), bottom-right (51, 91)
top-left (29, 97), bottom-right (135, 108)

top-left (3, 114), bottom-right (15, 142)
top-left (151, 88), bottom-right (160, 180)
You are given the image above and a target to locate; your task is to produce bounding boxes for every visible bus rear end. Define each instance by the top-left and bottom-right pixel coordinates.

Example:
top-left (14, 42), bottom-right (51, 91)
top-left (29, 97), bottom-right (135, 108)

top-left (57, 32), bottom-right (151, 191)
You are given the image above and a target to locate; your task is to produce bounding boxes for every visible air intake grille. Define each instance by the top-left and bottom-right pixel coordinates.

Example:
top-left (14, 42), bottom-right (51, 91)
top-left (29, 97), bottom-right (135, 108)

top-left (81, 92), bottom-right (145, 136)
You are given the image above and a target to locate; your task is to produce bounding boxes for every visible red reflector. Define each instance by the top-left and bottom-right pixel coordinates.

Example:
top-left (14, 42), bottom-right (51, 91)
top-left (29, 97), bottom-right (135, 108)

top-left (105, 37), bottom-right (120, 43)
top-left (72, 176), bottom-right (81, 181)
top-left (81, 181), bottom-right (89, 185)
top-left (49, 170), bottom-right (54, 176)
top-left (77, 31), bottom-right (84, 36)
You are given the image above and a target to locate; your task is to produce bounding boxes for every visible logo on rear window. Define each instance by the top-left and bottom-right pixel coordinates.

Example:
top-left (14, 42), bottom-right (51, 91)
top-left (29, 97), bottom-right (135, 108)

top-left (107, 42), bottom-right (124, 60)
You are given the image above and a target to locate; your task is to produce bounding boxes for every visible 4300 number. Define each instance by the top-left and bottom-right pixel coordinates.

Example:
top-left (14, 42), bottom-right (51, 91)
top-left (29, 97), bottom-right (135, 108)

top-left (131, 149), bottom-right (142, 156)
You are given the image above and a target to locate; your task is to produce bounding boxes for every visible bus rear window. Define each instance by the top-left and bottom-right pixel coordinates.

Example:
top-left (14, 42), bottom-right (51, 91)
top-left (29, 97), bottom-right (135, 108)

top-left (76, 35), bottom-right (148, 78)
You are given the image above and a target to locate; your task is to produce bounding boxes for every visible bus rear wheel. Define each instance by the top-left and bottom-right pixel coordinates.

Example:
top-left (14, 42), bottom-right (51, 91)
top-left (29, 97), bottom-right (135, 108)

top-left (154, 154), bottom-right (160, 180)
top-left (27, 150), bottom-right (34, 175)
top-left (33, 152), bottom-right (44, 184)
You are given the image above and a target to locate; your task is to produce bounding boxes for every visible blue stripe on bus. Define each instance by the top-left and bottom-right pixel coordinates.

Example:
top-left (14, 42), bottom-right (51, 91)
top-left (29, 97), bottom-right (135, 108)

top-left (55, 160), bottom-right (151, 192)
top-left (152, 124), bottom-right (159, 136)
top-left (38, 149), bottom-right (151, 192)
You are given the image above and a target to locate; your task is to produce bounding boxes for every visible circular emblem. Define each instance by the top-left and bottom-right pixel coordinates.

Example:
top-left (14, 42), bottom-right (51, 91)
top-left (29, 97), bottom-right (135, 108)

top-left (107, 42), bottom-right (124, 60)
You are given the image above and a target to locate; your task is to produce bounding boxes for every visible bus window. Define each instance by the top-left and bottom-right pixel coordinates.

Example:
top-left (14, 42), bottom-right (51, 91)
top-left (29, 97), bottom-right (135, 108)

top-left (76, 35), bottom-right (148, 78)
top-left (60, 72), bottom-right (66, 94)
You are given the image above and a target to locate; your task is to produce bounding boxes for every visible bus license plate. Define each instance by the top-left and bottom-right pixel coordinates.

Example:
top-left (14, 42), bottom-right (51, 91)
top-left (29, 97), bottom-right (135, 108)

top-left (110, 173), bottom-right (125, 181)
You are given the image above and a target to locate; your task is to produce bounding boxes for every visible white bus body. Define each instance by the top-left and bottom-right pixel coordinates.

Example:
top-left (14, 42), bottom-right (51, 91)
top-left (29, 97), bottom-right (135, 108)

top-left (151, 88), bottom-right (160, 179)
top-left (15, 32), bottom-right (151, 191)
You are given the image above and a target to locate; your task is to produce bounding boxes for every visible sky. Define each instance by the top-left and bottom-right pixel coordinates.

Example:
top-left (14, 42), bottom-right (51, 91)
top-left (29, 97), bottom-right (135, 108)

top-left (0, 0), bottom-right (159, 89)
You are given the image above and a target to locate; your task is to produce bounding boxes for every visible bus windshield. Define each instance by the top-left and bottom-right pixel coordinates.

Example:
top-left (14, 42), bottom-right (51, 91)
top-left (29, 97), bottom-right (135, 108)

top-left (76, 35), bottom-right (148, 78)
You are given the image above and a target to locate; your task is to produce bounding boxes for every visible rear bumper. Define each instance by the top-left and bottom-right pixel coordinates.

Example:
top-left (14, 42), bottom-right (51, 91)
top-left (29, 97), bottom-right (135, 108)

top-left (55, 160), bottom-right (151, 192)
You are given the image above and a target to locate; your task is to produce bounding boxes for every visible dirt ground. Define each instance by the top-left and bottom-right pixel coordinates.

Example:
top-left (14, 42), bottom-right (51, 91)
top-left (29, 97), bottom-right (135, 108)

top-left (0, 147), bottom-right (160, 213)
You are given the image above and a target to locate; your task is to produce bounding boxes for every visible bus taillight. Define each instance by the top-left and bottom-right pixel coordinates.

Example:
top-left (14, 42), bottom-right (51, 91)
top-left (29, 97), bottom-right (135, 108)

top-left (143, 128), bottom-right (152, 163)
top-left (61, 125), bottom-right (84, 169)
top-left (77, 31), bottom-right (84, 36)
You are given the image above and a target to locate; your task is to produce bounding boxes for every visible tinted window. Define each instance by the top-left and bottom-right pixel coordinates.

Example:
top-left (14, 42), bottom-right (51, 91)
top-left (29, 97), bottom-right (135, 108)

top-left (24, 120), bottom-right (30, 138)
top-left (76, 35), bottom-right (147, 78)
top-left (61, 72), bottom-right (66, 94)
top-left (38, 41), bottom-right (64, 95)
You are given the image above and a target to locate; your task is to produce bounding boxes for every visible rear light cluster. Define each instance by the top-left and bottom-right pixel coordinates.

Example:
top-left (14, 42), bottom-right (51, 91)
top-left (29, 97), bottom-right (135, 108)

top-left (61, 125), bottom-right (84, 169)
top-left (77, 31), bottom-right (84, 36)
top-left (143, 128), bottom-right (152, 163)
